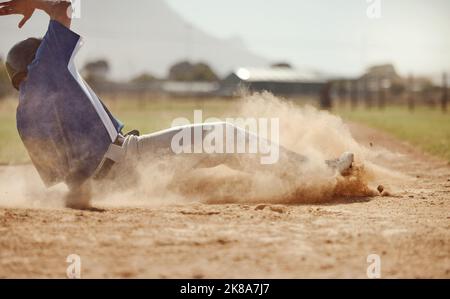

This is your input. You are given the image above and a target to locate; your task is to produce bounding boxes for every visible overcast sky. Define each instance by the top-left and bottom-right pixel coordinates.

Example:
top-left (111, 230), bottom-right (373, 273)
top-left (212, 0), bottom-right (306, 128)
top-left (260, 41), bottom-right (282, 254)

top-left (0, 0), bottom-right (449, 80)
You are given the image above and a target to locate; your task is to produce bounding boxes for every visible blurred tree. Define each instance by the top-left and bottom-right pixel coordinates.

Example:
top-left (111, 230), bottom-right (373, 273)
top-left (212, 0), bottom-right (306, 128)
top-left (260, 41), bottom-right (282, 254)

top-left (271, 62), bottom-right (292, 69)
top-left (192, 62), bottom-right (219, 82)
top-left (168, 61), bottom-right (218, 82)
top-left (168, 61), bottom-right (191, 81)
top-left (131, 73), bottom-right (158, 84)
top-left (82, 59), bottom-right (110, 83)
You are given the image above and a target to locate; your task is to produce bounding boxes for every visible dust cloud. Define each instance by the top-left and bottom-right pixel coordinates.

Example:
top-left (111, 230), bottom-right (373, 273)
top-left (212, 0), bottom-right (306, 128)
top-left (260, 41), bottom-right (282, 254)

top-left (96, 92), bottom-right (405, 207)
top-left (0, 93), bottom-right (407, 208)
top-left (0, 165), bottom-right (67, 208)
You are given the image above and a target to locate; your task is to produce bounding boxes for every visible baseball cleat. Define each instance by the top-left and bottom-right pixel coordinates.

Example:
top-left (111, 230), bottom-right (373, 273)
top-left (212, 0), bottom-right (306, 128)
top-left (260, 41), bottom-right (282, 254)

top-left (326, 151), bottom-right (354, 175)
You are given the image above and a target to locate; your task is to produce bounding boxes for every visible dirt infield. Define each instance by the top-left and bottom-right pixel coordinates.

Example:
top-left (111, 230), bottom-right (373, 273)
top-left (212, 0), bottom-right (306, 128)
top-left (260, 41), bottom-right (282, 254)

top-left (0, 122), bottom-right (449, 278)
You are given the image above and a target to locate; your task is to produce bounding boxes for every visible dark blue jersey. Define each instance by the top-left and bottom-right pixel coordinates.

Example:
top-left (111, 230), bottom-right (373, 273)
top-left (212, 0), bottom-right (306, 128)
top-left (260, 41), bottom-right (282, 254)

top-left (17, 20), bottom-right (124, 187)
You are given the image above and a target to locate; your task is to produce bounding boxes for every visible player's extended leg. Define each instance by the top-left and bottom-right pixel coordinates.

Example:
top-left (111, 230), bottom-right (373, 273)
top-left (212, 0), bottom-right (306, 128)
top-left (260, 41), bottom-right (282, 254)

top-left (119, 122), bottom-right (353, 174)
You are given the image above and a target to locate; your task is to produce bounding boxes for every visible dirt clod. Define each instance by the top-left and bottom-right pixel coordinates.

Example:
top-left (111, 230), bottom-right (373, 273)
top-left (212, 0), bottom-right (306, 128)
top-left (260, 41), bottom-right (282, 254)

top-left (255, 204), bottom-right (267, 211)
top-left (269, 206), bottom-right (285, 214)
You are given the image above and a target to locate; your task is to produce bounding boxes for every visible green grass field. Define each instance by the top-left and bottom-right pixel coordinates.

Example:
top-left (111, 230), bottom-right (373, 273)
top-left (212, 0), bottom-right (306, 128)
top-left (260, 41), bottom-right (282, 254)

top-left (336, 106), bottom-right (450, 161)
top-left (0, 97), bottom-right (449, 164)
top-left (0, 99), bottom-right (28, 164)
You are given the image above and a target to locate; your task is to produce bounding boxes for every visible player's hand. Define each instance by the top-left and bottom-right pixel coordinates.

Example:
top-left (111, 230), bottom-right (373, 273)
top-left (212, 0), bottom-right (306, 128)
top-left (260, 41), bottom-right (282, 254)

top-left (0, 0), bottom-right (37, 28)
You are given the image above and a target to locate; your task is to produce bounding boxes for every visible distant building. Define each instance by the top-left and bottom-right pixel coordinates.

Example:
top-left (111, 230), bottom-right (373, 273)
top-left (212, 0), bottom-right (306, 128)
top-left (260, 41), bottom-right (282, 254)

top-left (160, 81), bottom-right (219, 97)
top-left (219, 67), bottom-right (327, 97)
top-left (358, 64), bottom-right (402, 92)
top-left (90, 80), bottom-right (219, 98)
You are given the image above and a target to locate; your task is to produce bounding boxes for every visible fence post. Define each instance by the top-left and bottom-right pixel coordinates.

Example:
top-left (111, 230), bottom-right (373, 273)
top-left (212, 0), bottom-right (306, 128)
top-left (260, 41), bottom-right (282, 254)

top-left (408, 74), bottom-right (415, 112)
top-left (350, 80), bottom-right (358, 110)
top-left (365, 78), bottom-right (372, 109)
top-left (377, 76), bottom-right (386, 110)
top-left (320, 81), bottom-right (332, 110)
top-left (337, 80), bottom-right (346, 108)
top-left (442, 72), bottom-right (448, 113)
top-left (358, 80), bottom-right (364, 109)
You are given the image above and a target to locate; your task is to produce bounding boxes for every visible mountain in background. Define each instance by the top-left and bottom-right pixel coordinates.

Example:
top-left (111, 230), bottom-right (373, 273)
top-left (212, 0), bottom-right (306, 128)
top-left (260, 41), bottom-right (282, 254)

top-left (72, 0), bottom-right (268, 79)
top-left (0, 0), bottom-right (268, 80)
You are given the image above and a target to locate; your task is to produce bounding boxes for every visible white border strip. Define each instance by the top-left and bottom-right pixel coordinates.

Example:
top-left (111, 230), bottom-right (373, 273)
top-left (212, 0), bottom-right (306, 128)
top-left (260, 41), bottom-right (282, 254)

top-left (67, 38), bottom-right (118, 142)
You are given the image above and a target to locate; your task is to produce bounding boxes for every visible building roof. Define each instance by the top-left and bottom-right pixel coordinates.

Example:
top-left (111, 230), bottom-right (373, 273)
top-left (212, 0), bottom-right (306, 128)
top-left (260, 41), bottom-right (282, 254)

top-left (161, 81), bottom-right (219, 94)
top-left (232, 67), bottom-right (326, 83)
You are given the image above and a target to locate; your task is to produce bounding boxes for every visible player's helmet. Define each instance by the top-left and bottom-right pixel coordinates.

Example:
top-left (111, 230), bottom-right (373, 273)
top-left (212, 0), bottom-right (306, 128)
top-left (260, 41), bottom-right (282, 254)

top-left (5, 38), bottom-right (42, 90)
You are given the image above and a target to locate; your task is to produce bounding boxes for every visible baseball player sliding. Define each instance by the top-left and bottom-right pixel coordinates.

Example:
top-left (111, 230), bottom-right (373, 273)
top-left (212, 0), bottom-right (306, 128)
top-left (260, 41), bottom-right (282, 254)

top-left (1, 0), bottom-right (354, 209)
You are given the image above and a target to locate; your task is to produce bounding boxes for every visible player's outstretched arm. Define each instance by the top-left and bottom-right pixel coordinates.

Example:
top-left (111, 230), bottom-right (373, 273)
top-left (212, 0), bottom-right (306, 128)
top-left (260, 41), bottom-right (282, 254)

top-left (0, 0), bottom-right (37, 28)
top-left (0, 0), bottom-right (72, 29)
